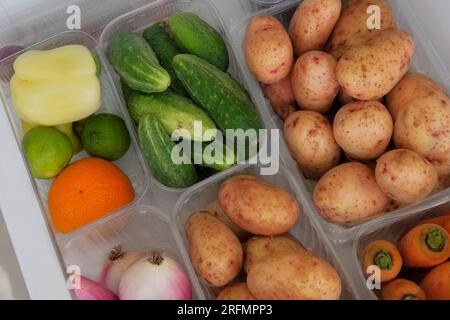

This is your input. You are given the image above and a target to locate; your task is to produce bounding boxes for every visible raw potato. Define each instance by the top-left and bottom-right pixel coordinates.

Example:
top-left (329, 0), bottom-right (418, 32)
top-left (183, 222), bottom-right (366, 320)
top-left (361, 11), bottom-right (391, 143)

top-left (288, 0), bottom-right (341, 56)
top-left (263, 73), bottom-right (297, 120)
top-left (218, 175), bottom-right (300, 236)
top-left (244, 15), bottom-right (293, 84)
top-left (205, 200), bottom-right (250, 241)
top-left (217, 283), bottom-right (256, 300)
top-left (393, 76), bottom-right (450, 175)
top-left (337, 28), bottom-right (414, 100)
top-left (247, 250), bottom-right (341, 300)
top-left (375, 150), bottom-right (438, 204)
top-left (186, 212), bottom-right (243, 287)
top-left (326, 0), bottom-right (396, 60)
top-left (313, 162), bottom-right (389, 225)
top-left (284, 111), bottom-right (341, 179)
top-left (244, 235), bottom-right (306, 273)
top-left (333, 101), bottom-right (393, 161)
top-left (387, 73), bottom-right (448, 120)
top-left (291, 51), bottom-right (340, 113)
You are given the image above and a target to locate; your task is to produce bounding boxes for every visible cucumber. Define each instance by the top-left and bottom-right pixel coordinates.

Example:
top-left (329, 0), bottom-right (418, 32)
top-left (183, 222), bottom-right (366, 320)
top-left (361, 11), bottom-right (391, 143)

top-left (169, 12), bottom-right (229, 71)
top-left (107, 32), bottom-right (170, 93)
top-left (128, 91), bottom-right (217, 142)
top-left (173, 54), bottom-right (261, 133)
top-left (191, 140), bottom-right (236, 171)
top-left (138, 115), bottom-right (198, 188)
top-left (143, 22), bottom-right (186, 95)
top-left (120, 79), bottom-right (133, 104)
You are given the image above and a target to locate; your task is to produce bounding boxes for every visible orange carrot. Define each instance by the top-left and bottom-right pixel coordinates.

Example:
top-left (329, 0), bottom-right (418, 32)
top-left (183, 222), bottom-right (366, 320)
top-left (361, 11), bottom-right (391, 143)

top-left (420, 262), bottom-right (450, 300)
top-left (398, 223), bottom-right (450, 268)
top-left (418, 216), bottom-right (450, 235)
top-left (382, 279), bottom-right (427, 300)
top-left (362, 240), bottom-right (402, 283)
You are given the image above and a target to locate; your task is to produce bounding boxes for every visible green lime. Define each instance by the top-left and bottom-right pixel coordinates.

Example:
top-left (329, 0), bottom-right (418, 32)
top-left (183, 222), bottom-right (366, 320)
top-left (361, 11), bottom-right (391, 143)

top-left (81, 113), bottom-right (131, 161)
top-left (22, 126), bottom-right (73, 179)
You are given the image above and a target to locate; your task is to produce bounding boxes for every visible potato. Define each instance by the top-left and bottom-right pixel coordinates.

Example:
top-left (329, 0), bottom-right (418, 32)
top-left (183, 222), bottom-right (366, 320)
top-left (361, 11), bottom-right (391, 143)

top-left (387, 73), bottom-right (448, 121)
top-left (326, 0), bottom-right (396, 60)
top-left (247, 250), bottom-right (341, 300)
top-left (217, 283), bottom-right (256, 300)
top-left (288, 0), bottom-right (341, 56)
top-left (186, 212), bottom-right (243, 287)
top-left (244, 234), bottom-right (306, 273)
top-left (205, 200), bottom-right (250, 241)
top-left (375, 149), bottom-right (438, 204)
top-left (337, 90), bottom-right (385, 106)
top-left (218, 175), bottom-right (300, 236)
top-left (333, 101), bottom-right (393, 161)
top-left (244, 15), bottom-right (293, 84)
top-left (336, 29), bottom-right (414, 101)
top-left (263, 73), bottom-right (297, 120)
top-left (313, 162), bottom-right (389, 225)
top-left (291, 51), bottom-right (340, 113)
top-left (393, 77), bottom-right (450, 175)
top-left (284, 111), bottom-right (341, 179)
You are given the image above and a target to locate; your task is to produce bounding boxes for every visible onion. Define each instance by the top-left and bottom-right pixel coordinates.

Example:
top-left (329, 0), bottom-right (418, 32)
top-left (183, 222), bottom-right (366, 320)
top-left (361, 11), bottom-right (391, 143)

top-left (72, 276), bottom-right (117, 300)
top-left (118, 251), bottom-right (192, 300)
top-left (100, 245), bottom-right (143, 295)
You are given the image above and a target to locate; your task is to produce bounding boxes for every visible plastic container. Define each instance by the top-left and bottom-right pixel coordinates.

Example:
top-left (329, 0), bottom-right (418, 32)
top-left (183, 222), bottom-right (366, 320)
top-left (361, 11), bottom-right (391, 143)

top-left (353, 201), bottom-right (450, 300)
top-left (174, 163), bottom-right (358, 299)
top-left (229, 0), bottom-right (450, 243)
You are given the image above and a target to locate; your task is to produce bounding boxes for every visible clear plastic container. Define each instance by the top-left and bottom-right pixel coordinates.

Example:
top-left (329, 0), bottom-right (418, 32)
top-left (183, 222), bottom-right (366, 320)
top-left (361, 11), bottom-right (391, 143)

top-left (353, 201), bottom-right (450, 300)
top-left (229, 0), bottom-right (450, 243)
top-left (174, 163), bottom-right (358, 299)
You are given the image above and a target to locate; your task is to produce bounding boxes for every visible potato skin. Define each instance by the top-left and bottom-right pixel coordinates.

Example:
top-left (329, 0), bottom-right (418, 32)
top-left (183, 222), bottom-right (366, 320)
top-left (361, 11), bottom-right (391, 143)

top-left (205, 200), bottom-right (250, 241)
top-left (244, 235), bottom-right (305, 273)
top-left (284, 111), bottom-right (341, 179)
top-left (247, 250), bottom-right (341, 300)
top-left (393, 78), bottom-right (450, 175)
top-left (291, 51), bottom-right (340, 113)
top-left (263, 73), bottom-right (297, 120)
top-left (313, 162), bottom-right (389, 225)
top-left (375, 150), bottom-right (438, 204)
top-left (217, 283), bottom-right (256, 300)
top-left (244, 15), bottom-right (293, 84)
top-left (186, 212), bottom-right (243, 287)
top-left (218, 175), bottom-right (300, 236)
top-left (333, 101), bottom-right (393, 161)
top-left (337, 29), bottom-right (414, 101)
top-left (326, 0), bottom-right (396, 60)
top-left (387, 73), bottom-right (448, 121)
top-left (288, 0), bottom-right (341, 56)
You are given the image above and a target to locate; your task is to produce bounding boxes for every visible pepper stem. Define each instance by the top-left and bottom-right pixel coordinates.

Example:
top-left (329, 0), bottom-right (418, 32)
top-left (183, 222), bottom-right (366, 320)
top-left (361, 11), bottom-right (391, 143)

top-left (403, 294), bottom-right (418, 300)
top-left (374, 250), bottom-right (393, 270)
top-left (426, 229), bottom-right (446, 252)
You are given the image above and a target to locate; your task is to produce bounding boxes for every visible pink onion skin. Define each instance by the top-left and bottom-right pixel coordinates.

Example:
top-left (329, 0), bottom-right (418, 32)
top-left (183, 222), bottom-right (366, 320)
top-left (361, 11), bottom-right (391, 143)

top-left (119, 253), bottom-right (192, 300)
top-left (100, 250), bottom-right (143, 295)
top-left (73, 276), bottom-right (118, 300)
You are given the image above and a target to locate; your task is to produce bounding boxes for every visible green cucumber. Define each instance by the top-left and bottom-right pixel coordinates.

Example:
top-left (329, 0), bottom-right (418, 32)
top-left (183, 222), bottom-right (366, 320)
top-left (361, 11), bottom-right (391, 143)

top-left (120, 79), bottom-right (133, 104)
top-left (173, 54), bottom-right (261, 133)
top-left (107, 32), bottom-right (170, 93)
top-left (191, 140), bottom-right (236, 171)
top-left (128, 91), bottom-right (217, 142)
top-left (143, 22), bottom-right (187, 95)
top-left (169, 12), bottom-right (229, 71)
top-left (138, 115), bottom-right (198, 188)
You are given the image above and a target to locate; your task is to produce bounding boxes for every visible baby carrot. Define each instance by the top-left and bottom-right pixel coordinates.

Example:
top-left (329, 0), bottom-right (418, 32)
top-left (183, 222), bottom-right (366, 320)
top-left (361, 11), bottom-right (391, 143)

top-left (420, 262), bottom-right (450, 300)
top-left (382, 279), bottom-right (427, 300)
top-left (398, 223), bottom-right (450, 268)
top-left (362, 240), bottom-right (402, 283)
top-left (418, 216), bottom-right (450, 234)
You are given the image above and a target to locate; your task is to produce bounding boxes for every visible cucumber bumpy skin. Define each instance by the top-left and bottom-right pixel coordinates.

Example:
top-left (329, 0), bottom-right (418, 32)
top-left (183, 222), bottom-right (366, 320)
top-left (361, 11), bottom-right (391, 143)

top-left (107, 32), bottom-right (170, 93)
top-left (143, 22), bottom-right (187, 95)
top-left (128, 90), bottom-right (217, 142)
top-left (169, 12), bottom-right (229, 71)
top-left (138, 115), bottom-right (198, 188)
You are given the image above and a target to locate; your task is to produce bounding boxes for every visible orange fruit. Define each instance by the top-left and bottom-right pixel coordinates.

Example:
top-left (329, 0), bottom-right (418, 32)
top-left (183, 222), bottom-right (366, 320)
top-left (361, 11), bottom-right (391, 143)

top-left (48, 157), bottom-right (134, 233)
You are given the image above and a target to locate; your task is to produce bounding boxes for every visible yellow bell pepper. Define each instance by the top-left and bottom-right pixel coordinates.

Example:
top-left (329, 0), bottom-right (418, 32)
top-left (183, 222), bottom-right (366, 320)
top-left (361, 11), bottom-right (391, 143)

top-left (10, 45), bottom-right (101, 126)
